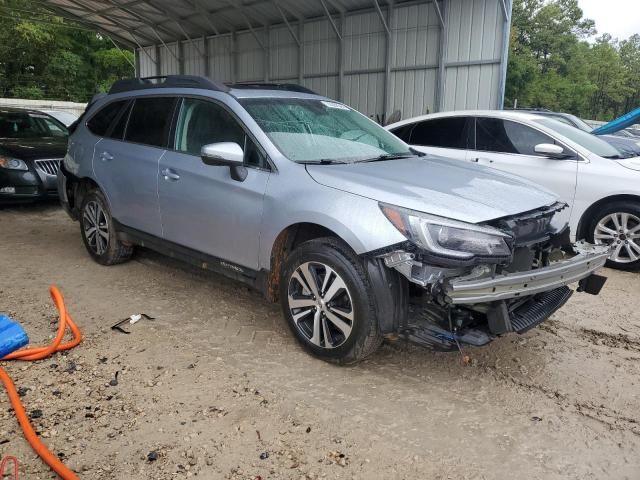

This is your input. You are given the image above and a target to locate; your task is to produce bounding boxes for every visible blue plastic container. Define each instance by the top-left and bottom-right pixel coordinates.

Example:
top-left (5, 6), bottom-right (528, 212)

top-left (0, 314), bottom-right (29, 359)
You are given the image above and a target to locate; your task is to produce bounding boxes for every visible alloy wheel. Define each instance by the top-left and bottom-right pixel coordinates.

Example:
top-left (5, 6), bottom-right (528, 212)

top-left (287, 261), bottom-right (354, 349)
top-left (593, 212), bottom-right (640, 264)
top-left (83, 200), bottom-right (109, 255)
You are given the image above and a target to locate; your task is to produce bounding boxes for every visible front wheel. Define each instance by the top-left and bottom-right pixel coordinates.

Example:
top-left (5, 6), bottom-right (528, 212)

top-left (588, 201), bottom-right (640, 271)
top-left (279, 237), bottom-right (383, 364)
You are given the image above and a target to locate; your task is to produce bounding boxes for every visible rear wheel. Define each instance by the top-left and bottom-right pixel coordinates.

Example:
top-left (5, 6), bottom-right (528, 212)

top-left (587, 201), bottom-right (640, 271)
top-left (280, 237), bottom-right (383, 364)
top-left (79, 189), bottom-right (133, 265)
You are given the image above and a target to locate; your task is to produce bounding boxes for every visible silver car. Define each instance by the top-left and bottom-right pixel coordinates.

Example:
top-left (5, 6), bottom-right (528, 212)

top-left (58, 76), bottom-right (610, 364)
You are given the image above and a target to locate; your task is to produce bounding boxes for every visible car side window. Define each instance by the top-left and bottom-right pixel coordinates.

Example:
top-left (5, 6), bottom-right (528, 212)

top-left (475, 118), bottom-right (556, 156)
top-left (409, 117), bottom-right (473, 149)
top-left (108, 101), bottom-right (133, 140)
top-left (86, 100), bottom-right (127, 137)
top-left (124, 97), bottom-right (178, 148)
top-left (175, 98), bottom-right (268, 169)
top-left (389, 124), bottom-right (414, 143)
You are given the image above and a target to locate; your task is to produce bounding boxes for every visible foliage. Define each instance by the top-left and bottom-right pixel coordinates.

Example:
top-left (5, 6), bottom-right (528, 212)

top-left (506, 0), bottom-right (640, 121)
top-left (0, 0), bottom-right (134, 102)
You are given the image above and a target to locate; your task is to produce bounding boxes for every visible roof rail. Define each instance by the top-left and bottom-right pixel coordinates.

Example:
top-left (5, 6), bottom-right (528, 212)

top-left (505, 107), bottom-right (552, 112)
top-left (227, 82), bottom-right (317, 95)
top-left (109, 75), bottom-right (229, 95)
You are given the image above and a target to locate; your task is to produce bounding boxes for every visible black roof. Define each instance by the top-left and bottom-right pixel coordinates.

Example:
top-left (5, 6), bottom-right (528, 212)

top-left (108, 75), bottom-right (317, 96)
top-left (227, 82), bottom-right (317, 95)
top-left (109, 75), bottom-right (230, 95)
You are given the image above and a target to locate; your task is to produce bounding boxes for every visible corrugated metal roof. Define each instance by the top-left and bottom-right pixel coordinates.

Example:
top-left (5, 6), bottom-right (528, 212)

top-left (42, 0), bottom-right (403, 48)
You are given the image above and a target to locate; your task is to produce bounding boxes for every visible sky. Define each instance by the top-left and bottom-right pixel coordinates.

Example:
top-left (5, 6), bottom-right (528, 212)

top-left (577, 0), bottom-right (639, 41)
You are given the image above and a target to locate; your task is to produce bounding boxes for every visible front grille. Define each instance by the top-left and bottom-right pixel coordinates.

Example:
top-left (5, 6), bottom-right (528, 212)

top-left (35, 158), bottom-right (62, 176)
top-left (491, 201), bottom-right (567, 246)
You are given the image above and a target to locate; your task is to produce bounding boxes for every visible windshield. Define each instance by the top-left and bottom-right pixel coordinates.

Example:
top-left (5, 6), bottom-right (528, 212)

top-left (0, 111), bottom-right (68, 139)
top-left (552, 113), bottom-right (593, 132)
top-left (239, 98), bottom-right (411, 163)
top-left (533, 118), bottom-right (622, 159)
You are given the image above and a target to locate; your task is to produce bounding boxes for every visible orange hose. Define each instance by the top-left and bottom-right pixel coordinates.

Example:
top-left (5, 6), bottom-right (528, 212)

top-left (0, 286), bottom-right (82, 480)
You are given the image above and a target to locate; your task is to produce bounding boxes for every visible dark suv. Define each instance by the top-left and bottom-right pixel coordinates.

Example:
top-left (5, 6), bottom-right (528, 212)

top-left (0, 107), bottom-right (68, 202)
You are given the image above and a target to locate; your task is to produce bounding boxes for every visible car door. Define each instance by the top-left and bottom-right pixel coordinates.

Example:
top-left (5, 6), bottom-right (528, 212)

top-left (158, 97), bottom-right (270, 269)
top-left (92, 96), bottom-right (177, 237)
top-left (390, 116), bottom-right (474, 162)
top-left (471, 117), bottom-right (579, 226)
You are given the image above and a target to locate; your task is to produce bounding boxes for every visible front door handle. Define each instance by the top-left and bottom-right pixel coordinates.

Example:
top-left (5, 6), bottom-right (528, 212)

top-left (161, 168), bottom-right (180, 181)
top-left (473, 157), bottom-right (494, 164)
top-left (99, 151), bottom-right (113, 162)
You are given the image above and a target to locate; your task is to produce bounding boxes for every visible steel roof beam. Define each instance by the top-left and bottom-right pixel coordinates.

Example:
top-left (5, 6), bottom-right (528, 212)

top-left (99, 0), bottom-right (182, 39)
top-left (39, 2), bottom-right (138, 47)
top-left (373, 0), bottom-right (390, 34)
top-left (53, 0), bottom-right (158, 44)
top-left (273, 1), bottom-right (300, 46)
top-left (137, 0), bottom-right (210, 37)
top-left (432, 0), bottom-right (444, 27)
top-left (182, 0), bottom-right (221, 36)
top-left (319, 0), bottom-right (342, 41)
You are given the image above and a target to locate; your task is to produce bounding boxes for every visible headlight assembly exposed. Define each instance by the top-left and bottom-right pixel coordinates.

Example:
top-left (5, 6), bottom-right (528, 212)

top-left (0, 156), bottom-right (28, 171)
top-left (380, 203), bottom-right (512, 259)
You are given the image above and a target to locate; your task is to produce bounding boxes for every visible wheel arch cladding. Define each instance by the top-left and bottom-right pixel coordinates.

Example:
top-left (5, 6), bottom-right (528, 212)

top-left (578, 194), bottom-right (640, 239)
top-left (265, 223), bottom-right (410, 335)
top-left (265, 222), bottom-right (347, 303)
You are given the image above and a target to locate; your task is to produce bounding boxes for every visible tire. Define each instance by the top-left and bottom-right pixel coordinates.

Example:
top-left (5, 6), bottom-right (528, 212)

top-left (79, 189), bottom-right (133, 265)
top-left (586, 201), bottom-right (640, 271)
top-left (279, 237), bottom-right (383, 364)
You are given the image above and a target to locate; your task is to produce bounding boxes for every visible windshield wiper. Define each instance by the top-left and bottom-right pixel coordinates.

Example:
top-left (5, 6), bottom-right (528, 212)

top-left (298, 159), bottom-right (349, 165)
top-left (355, 153), bottom-right (415, 163)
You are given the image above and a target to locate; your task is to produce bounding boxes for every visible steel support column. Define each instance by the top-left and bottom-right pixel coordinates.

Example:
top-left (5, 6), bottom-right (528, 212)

top-left (231, 31), bottom-right (238, 83)
top-left (497, 0), bottom-right (513, 109)
top-left (155, 44), bottom-right (162, 76)
top-left (203, 36), bottom-right (211, 78)
top-left (434, 0), bottom-right (447, 112)
top-left (381, 1), bottom-right (394, 122)
top-left (178, 41), bottom-right (185, 74)
top-left (264, 25), bottom-right (270, 82)
top-left (338, 13), bottom-right (345, 101)
top-left (298, 21), bottom-right (305, 85)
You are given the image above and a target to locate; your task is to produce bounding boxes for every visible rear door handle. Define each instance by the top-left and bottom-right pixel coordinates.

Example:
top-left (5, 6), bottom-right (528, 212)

top-left (99, 151), bottom-right (113, 162)
top-left (473, 157), bottom-right (494, 163)
top-left (161, 168), bottom-right (180, 181)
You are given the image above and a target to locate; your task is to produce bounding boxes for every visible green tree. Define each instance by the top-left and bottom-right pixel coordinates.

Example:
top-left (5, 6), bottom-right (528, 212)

top-left (506, 0), bottom-right (639, 121)
top-left (0, 0), bottom-right (134, 102)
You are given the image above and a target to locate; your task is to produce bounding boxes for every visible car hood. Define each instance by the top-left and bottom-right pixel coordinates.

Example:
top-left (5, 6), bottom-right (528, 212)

top-left (306, 156), bottom-right (559, 224)
top-left (616, 156), bottom-right (640, 172)
top-left (0, 137), bottom-right (68, 161)
top-left (601, 135), bottom-right (640, 157)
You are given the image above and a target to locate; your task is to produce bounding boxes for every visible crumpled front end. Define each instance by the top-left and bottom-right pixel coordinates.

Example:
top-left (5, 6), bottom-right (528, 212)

top-left (377, 203), bottom-right (610, 351)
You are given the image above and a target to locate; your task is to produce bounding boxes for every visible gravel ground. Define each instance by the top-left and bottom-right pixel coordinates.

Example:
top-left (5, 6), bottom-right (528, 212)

top-left (1, 203), bottom-right (639, 480)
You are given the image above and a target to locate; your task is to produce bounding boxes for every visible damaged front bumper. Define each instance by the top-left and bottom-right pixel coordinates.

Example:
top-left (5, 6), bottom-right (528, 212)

top-left (444, 242), bottom-right (610, 304)
top-left (380, 242), bottom-right (610, 351)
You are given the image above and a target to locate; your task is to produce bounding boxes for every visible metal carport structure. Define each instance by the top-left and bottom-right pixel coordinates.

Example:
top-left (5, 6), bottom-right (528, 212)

top-left (41, 0), bottom-right (513, 122)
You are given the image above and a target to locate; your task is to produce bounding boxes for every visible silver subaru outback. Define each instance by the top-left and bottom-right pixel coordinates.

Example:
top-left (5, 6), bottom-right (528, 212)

top-left (58, 76), bottom-right (610, 363)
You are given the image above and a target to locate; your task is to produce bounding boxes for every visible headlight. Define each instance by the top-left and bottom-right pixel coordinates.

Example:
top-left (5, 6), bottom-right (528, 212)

top-left (380, 203), bottom-right (512, 259)
top-left (0, 156), bottom-right (28, 171)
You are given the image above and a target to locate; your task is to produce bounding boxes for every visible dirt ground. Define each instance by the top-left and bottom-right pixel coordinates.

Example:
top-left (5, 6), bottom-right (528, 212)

top-left (0, 203), bottom-right (639, 480)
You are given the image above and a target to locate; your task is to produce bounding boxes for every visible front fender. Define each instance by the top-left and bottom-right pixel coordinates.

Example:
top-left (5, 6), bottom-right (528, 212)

top-left (258, 173), bottom-right (406, 270)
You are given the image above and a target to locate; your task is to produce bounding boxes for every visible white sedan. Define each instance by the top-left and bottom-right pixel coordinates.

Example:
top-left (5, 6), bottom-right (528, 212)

top-left (386, 110), bottom-right (640, 270)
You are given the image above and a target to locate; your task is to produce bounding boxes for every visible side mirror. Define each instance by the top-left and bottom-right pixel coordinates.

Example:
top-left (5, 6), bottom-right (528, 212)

top-left (201, 142), bottom-right (247, 181)
top-left (534, 143), bottom-right (568, 159)
top-left (201, 142), bottom-right (244, 166)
